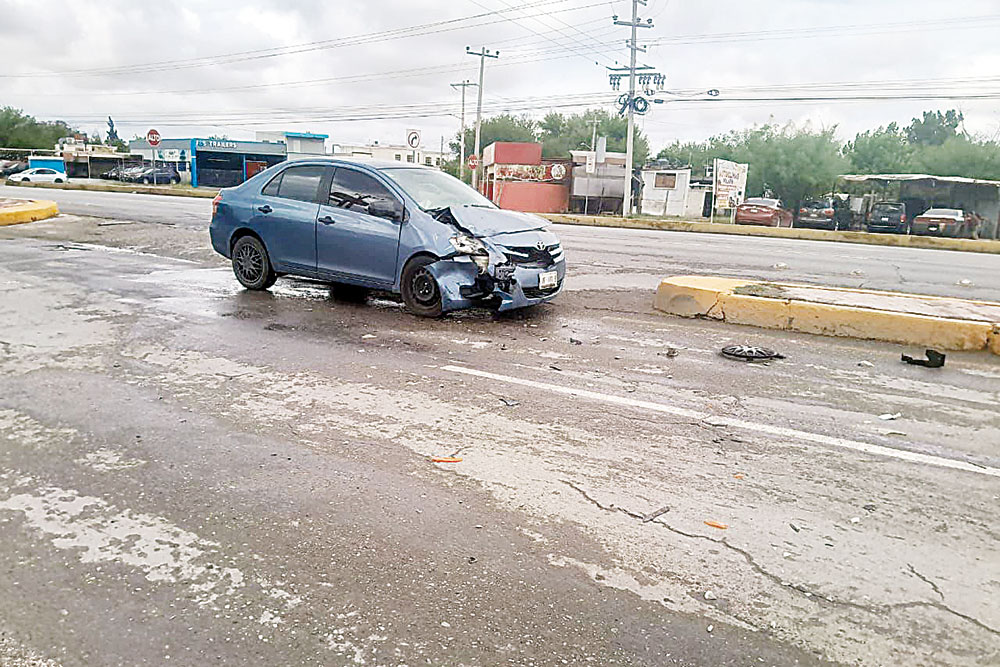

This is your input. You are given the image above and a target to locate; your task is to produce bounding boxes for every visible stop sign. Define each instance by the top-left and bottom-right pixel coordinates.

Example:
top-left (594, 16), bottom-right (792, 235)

top-left (467, 154), bottom-right (479, 170)
top-left (146, 129), bottom-right (161, 147)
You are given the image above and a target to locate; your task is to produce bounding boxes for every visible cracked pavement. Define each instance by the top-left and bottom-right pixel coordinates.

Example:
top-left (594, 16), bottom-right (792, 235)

top-left (0, 198), bottom-right (998, 666)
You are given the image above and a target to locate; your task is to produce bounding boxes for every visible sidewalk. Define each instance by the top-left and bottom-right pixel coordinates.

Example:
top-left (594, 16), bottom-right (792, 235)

top-left (654, 276), bottom-right (1000, 354)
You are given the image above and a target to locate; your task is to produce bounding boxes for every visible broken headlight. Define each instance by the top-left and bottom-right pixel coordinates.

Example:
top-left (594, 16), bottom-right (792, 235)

top-left (449, 234), bottom-right (486, 255)
top-left (450, 234), bottom-right (490, 274)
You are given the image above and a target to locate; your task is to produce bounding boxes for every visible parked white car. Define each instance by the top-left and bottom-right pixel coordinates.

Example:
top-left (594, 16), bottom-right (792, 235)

top-left (6, 167), bottom-right (68, 184)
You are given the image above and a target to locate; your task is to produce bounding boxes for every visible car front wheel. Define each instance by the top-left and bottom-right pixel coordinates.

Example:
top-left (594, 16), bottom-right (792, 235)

top-left (21, 177), bottom-right (29, 182)
top-left (232, 236), bottom-right (277, 290)
top-left (401, 256), bottom-right (443, 317)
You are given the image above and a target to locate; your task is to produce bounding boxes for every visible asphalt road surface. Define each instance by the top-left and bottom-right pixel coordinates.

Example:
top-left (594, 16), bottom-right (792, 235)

top-left (0, 197), bottom-right (997, 666)
top-left (3, 184), bottom-right (999, 301)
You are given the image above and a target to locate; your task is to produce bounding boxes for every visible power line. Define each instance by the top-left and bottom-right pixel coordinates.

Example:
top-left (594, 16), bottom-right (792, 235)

top-left (0, 0), bottom-right (606, 79)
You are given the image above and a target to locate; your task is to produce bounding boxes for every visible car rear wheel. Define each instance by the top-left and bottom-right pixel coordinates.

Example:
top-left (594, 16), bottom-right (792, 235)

top-left (54, 178), bottom-right (63, 183)
top-left (232, 236), bottom-right (277, 290)
top-left (401, 256), bottom-right (443, 317)
top-left (21, 177), bottom-right (29, 182)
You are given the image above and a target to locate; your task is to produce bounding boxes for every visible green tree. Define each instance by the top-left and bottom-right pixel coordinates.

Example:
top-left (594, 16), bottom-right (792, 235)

top-left (0, 106), bottom-right (76, 149)
top-left (843, 122), bottom-right (913, 173)
top-left (910, 136), bottom-right (1000, 181)
top-left (538, 109), bottom-right (649, 167)
top-left (905, 109), bottom-right (963, 146)
top-left (656, 140), bottom-right (714, 177)
top-left (450, 113), bottom-right (538, 163)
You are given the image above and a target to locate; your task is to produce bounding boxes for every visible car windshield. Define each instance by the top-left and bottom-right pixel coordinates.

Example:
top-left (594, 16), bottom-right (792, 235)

top-left (380, 167), bottom-right (496, 211)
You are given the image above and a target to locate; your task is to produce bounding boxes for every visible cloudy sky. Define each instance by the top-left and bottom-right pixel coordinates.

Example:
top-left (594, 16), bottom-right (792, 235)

top-left (4, 0), bottom-right (1000, 153)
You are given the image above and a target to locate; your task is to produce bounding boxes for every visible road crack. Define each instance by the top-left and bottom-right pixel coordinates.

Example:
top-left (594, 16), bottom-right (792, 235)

top-left (907, 563), bottom-right (944, 600)
top-left (560, 479), bottom-right (1000, 636)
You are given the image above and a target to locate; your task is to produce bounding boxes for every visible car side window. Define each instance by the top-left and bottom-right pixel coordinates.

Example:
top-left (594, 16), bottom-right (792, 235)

top-left (262, 172), bottom-right (282, 197)
top-left (275, 166), bottom-right (325, 203)
top-left (329, 168), bottom-right (397, 214)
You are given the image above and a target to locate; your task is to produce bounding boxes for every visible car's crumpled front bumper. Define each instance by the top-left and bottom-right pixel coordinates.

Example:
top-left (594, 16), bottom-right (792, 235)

top-left (425, 253), bottom-right (566, 313)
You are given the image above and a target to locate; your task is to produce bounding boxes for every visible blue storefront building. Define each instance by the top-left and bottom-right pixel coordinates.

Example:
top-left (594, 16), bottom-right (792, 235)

top-left (129, 137), bottom-right (288, 187)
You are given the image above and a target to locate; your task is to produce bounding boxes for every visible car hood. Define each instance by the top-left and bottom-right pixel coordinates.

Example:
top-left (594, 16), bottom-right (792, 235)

top-left (446, 206), bottom-right (550, 237)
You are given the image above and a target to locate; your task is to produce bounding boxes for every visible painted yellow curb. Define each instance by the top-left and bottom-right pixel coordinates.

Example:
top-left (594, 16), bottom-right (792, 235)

top-left (5, 180), bottom-right (219, 199)
top-left (543, 213), bottom-right (1000, 255)
top-left (0, 199), bottom-right (59, 226)
top-left (654, 276), bottom-right (1000, 354)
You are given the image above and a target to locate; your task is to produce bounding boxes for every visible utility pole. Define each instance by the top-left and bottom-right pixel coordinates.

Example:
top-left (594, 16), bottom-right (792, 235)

top-left (613, 1), bottom-right (653, 218)
top-left (450, 79), bottom-right (477, 182)
top-left (466, 46), bottom-right (499, 191)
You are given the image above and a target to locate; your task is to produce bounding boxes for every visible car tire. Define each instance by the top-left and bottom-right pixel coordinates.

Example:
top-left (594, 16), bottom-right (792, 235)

top-left (21, 177), bottom-right (29, 182)
top-left (401, 256), bottom-right (443, 317)
top-left (231, 235), bottom-right (276, 291)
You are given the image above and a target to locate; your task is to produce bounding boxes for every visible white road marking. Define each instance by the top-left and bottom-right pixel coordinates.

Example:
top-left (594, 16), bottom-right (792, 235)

top-left (441, 365), bottom-right (1000, 478)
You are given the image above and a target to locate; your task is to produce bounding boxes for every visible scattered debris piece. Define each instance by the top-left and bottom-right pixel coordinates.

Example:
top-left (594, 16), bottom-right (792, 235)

top-left (863, 503), bottom-right (876, 513)
top-left (549, 364), bottom-right (563, 371)
top-left (732, 473), bottom-right (745, 480)
top-left (851, 269), bottom-right (866, 276)
top-left (721, 345), bottom-right (785, 362)
top-left (772, 262), bottom-right (789, 270)
top-left (882, 430), bottom-right (906, 437)
top-left (431, 456), bottom-right (463, 463)
top-left (704, 520), bottom-right (728, 530)
top-left (467, 556), bottom-right (478, 563)
top-left (956, 278), bottom-right (973, 287)
top-left (789, 522), bottom-right (801, 533)
top-left (857, 360), bottom-right (875, 368)
top-left (361, 334), bottom-right (377, 339)
top-left (901, 349), bottom-right (946, 368)
top-left (706, 625), bottom-right (714, 633)
top-left (878, 412), bottom-right (902, 421)
top-left (703, 590), bottom-right (718, 601)
top-left (498, 397), bottom-right (520, 407)
top-left (642, 506), bottom-right (670, 523)
top-left (658, 347), bottom-right (679, 358)
top-left (849, 517), bottom-right (861, 524)
top-left (569, 337), bottom-right (583, 345)
top-left (782, 551), bottom-right (792, 558)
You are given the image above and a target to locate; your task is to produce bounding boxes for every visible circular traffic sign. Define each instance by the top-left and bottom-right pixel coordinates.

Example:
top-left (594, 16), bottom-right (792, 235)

top-left (406, 130), bottom-right (420, 149)
top-left (467, 154), bottom-right (479, 170)
top-left (146, 129), bottom-right (161, 147)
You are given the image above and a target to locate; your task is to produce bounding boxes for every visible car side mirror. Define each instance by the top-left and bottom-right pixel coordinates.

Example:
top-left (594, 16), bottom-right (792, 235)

top-left (368, 198), bottom-right (403, 221)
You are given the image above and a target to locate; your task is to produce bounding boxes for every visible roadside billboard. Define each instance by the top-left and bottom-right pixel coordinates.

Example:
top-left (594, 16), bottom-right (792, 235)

top-left (713, 158), bottom-right (749, 211)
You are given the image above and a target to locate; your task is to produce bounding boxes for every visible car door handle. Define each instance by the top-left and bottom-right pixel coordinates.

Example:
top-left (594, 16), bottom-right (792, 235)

top-left (318, 215), bottom-right (335, 225)
top-left (257, 205), bottom-right (272, 214)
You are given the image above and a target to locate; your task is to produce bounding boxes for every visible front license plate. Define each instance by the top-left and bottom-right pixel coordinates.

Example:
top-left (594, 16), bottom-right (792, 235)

top-left (538, 271), bottom-right (558, 290)
top-left (881, 217), bottom-right (889, 222)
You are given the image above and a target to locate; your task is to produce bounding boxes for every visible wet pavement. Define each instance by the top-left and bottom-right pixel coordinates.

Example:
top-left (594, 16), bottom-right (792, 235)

top-left (0, 209), bottom-right (998, 666)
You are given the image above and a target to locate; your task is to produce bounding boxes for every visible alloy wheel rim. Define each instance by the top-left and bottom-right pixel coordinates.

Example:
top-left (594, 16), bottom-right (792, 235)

top-left (235, 244), bottom-right (264, 283)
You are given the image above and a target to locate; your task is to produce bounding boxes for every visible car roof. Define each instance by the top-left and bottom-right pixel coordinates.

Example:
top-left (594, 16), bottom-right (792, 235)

top-left (289, 156), bottom-right (433, 171)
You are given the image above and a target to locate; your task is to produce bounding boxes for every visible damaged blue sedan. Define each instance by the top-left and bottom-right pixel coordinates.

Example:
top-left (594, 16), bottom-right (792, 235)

top-left (209, 158), bottom-right (565, 316)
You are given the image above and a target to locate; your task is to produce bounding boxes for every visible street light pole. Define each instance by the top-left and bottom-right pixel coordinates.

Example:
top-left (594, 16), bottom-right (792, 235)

top-left (466, 46), bottom-right (498, 191)
top-left (450, 79), bottom-right (477, 183)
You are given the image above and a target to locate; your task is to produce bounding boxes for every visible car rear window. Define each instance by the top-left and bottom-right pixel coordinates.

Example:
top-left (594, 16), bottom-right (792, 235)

top-left (923, 208), bottom-right (961, 217)
top-left (872, 203), bottom-right (903, 214)
top-left (273, 166), bottom-right (325, 203)
top-left (744, 198), bottom-right (778, 207)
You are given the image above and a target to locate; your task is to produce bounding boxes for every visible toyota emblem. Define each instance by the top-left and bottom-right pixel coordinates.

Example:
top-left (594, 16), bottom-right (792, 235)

top-left (535, 241), bottom-right (546, 251)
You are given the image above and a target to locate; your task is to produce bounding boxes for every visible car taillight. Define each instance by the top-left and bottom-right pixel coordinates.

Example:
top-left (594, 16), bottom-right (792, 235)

top-left (212, 193), bottom-right (222, 217)
top-left (900, 214), bottom-right (906, 223)
top-left (823, 208), bottom-right (834, 217)
top-left (799, 208), bottom-right (806, 214)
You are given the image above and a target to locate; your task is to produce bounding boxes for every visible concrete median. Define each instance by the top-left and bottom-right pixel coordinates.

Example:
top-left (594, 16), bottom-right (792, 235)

top-left (5, 179), bottom-right (219, 199)
top-left (0, 198), bottom-right (59, 226)
top-left (545, 213), bottom-right (1000, 255)
top-left (654, 275), bottom-right (1000, 354)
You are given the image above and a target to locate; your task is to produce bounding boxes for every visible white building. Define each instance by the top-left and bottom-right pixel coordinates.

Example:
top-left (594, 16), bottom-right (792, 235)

top-left (333, 141), bottom-right (448, 168)
top-left (254, 131), bottom-right (328, 160)
top-left (640, 167), bottom-right (709, 218)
